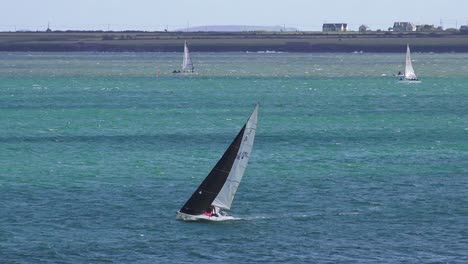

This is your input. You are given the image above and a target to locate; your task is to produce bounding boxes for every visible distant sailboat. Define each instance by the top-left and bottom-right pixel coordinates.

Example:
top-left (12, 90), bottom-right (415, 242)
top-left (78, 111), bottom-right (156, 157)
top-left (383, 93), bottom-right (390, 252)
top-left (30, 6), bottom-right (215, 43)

top-left (173, 40), bottom-right (194, 73)
top-left (399, 44), bottom-right (420, 83)
top-left (176, 104), bottom-right (259, 221)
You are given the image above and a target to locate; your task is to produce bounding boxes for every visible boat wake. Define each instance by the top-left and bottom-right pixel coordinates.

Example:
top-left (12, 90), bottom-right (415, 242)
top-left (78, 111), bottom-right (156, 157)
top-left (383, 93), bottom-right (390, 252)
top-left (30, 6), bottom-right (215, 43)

top-left (242, 213), bottom-right (324, 221)
top-left (241, 215), bottom-right (276, 221)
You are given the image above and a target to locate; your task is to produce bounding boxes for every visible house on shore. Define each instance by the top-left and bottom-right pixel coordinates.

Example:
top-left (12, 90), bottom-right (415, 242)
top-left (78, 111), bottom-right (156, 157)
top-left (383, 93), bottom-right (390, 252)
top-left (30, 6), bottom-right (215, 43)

top-left (322, 23), bottom-right (348, 32)
top-left (393, 22), bottom-right (416, 32)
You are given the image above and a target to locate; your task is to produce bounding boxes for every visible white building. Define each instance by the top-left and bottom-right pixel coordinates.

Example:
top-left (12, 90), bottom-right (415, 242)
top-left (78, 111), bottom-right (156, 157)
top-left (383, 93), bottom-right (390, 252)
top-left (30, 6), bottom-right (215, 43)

top-left (393, 22), bottom-right (416, 32)
top-left (322, 23), bottom-right (348, 32)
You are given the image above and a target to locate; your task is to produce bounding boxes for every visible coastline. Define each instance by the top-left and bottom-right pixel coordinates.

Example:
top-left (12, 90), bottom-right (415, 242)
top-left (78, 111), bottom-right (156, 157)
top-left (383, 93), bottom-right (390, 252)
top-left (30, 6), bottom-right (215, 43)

top-left (1, 31), bottom-right (468, 52)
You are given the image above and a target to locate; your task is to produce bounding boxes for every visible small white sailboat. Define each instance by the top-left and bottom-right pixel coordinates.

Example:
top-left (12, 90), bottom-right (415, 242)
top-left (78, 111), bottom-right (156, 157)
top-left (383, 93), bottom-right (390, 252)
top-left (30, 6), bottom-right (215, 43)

top-left (176, 104), bottom-right (259, 221)
top-left (399, 44), bottom-right (421, 83)
top-left (173, 40), bottom-right (194, 74)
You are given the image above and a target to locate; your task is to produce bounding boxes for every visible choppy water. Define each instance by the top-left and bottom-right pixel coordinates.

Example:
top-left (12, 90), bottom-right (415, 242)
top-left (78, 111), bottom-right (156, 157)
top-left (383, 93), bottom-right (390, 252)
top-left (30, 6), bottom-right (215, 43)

top-left (0, 52), bottom-right (467, 263)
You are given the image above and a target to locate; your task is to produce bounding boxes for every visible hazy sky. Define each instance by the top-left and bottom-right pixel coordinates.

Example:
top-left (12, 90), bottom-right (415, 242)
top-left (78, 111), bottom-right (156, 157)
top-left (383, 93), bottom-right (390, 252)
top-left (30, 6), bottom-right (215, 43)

top-left (1, 0), bottom-right (468, 31)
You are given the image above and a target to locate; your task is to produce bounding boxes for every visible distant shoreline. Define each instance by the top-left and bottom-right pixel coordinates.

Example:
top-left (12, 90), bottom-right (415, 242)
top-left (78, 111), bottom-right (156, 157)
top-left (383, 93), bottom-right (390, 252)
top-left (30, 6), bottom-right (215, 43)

top-left (1, 31), bottom-right (468, 52)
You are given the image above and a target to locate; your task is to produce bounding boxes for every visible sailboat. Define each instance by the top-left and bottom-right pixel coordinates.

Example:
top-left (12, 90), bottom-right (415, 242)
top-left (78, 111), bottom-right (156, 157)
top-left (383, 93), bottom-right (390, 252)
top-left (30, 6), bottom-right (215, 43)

top-left (176, 104), bottom-right (259, 221)
top-left (173, 40), bottom-right (194, 74)
top-left (399, 44), bottom-right (421, 83)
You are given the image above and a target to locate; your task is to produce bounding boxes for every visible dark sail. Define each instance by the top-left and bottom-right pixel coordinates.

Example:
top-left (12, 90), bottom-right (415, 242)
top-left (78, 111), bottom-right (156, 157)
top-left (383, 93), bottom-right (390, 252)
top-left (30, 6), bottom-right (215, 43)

top-left (179, 125), bottom-right (246, 215)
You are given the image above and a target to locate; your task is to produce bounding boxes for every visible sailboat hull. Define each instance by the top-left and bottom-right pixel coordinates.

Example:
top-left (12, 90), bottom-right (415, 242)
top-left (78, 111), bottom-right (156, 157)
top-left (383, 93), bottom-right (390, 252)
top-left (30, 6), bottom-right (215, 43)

top-left (398, 79), bottom-right (421, 84)
top-left (176, 211), bottom-right (236, 222)
top-left (172, 71), bottom-right (198, 75)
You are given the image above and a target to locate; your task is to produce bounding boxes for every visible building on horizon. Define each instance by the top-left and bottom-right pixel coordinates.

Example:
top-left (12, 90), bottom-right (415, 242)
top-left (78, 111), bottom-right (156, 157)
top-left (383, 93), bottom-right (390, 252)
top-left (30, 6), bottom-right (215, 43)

top-left (393, 22), bottom-right (416, 32)
top-left (460, 25), bottom-right (468, 33)
top-left (322, 23), bottom-right (348, 32)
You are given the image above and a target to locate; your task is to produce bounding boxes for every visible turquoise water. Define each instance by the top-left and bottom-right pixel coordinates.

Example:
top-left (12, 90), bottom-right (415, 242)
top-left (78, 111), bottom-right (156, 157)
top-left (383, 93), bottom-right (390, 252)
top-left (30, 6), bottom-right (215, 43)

top-left (0, 52), bottom-right (467, 263)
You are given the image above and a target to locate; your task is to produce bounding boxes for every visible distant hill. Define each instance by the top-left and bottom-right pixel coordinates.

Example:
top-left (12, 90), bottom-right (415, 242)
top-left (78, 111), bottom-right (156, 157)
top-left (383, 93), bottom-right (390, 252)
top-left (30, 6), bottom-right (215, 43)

top-left (176, 25), bottom-right (298, 32)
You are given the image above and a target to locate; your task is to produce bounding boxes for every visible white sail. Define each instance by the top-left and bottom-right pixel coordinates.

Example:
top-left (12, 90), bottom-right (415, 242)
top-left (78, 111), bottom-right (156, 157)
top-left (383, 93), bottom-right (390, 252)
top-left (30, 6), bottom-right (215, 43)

top-left (212, 104), bottom-right (258, 210)
top-left (405, 44), bottom-right (417, 80)
top-left (182, 41), bottom-right (194, 72)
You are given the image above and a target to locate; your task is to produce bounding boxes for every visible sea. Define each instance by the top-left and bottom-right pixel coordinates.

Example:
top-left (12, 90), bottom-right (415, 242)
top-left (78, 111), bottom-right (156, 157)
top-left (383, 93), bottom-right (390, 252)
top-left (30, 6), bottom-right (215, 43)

top-left (0, 51), bottom-right (467, 263)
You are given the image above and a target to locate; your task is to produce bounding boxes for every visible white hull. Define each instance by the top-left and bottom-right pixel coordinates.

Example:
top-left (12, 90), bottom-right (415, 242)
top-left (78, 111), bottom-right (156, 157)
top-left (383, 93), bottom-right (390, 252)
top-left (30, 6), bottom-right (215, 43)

top-left (398, 79), bottom-right (421, 84)
top-left (176, 211), bottom-right (236, 222)
top-left (172, 71), bottom-right (198, 75)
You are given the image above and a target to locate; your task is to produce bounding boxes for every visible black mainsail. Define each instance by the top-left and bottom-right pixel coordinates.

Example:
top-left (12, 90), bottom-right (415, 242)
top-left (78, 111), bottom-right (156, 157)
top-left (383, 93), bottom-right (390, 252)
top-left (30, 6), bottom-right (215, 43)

top-left (179, 125), bottom-right (246, 215)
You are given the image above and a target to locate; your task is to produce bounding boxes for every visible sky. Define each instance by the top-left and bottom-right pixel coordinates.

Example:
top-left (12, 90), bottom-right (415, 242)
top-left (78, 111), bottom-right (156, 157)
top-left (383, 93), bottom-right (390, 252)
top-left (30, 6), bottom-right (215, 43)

top-left (1, 0), bottom-right (468, 31)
